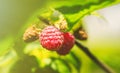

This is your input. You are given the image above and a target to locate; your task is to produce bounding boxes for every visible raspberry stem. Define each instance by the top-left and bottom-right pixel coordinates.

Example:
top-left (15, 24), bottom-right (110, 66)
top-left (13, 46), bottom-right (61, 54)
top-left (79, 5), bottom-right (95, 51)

top-left (75, 39), bottom-right (114, 73)
top-left (38, 16), bottom-right (52, 25)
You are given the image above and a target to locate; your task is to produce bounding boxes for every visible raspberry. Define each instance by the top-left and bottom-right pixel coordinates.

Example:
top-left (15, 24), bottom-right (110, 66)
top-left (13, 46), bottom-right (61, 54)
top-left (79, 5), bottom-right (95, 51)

top-left (57, 32), bottom-right (75, 55)
top-left (39, 26), bottom-right (64, 51)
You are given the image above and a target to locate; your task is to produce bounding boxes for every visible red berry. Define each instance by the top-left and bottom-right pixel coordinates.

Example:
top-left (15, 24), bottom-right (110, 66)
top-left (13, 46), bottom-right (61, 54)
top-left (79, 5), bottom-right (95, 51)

top-left (57, 32), bottom-right (75, 55)
top-left (39, 26), bottom-right (64, 51)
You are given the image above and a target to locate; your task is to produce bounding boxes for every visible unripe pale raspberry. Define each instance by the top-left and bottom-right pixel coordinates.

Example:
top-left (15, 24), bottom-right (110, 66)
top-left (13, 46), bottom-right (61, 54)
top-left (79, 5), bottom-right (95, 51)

top-left (39, 26), bottom-right (64, 51)
top-left (57, 32), bottom-right (75, 55)
top-left (23, 25), bottom-right (40, 43)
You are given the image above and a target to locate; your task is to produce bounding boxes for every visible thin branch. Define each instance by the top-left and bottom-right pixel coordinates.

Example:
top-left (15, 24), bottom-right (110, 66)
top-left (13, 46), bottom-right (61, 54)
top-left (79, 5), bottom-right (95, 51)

top-left (75, 40), bottom-right (115, 73)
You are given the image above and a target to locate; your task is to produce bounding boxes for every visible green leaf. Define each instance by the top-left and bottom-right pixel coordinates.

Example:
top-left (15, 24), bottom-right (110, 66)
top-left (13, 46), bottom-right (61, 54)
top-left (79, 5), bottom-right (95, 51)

top-left (54, 59), bottom-right (71, 73)
top-left (52, 0), bottom-right (120, 30)
top-left (68, 52), bottom-right (81, 71)
top-left (24, 41), bottom-right (41, 54)
top-left (59, 52), bottom-right (81, 73)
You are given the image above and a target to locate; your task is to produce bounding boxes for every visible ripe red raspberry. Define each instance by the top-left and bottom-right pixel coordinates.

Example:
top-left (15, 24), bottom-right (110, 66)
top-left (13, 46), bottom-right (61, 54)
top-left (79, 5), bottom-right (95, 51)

top-left (57, 32), bottom-right (75, 55)
top-left (39, 26), bottom-right (64, 51)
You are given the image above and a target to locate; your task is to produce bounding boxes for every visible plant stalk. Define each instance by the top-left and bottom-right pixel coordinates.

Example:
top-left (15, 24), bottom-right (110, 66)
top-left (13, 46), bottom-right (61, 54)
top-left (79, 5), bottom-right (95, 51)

top-left (75, 40), bottom-right (114, 73)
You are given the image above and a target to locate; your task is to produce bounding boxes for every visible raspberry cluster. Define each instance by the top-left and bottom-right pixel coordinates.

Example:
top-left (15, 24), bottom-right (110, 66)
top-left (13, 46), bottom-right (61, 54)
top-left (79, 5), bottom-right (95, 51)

top-left (39, 26), bottom-right (75, 55)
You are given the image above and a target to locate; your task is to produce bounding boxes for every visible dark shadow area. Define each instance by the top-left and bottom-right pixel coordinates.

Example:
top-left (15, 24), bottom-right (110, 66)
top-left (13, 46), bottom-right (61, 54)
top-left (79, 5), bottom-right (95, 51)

top-left (9, 55), bottom-right (58, 73)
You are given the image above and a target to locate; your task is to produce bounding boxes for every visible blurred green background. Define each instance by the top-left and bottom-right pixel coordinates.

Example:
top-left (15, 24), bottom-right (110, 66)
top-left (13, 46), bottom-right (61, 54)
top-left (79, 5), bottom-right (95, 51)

top-left (0, 0), bottom-right (120, 73)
